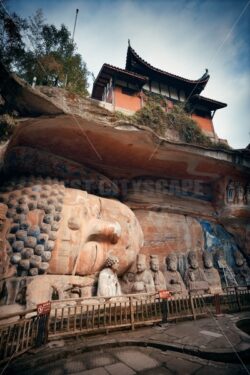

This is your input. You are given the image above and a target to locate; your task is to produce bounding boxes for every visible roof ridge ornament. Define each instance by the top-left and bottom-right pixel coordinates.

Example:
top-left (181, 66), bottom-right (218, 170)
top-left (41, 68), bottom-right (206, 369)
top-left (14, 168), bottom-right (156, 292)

top-left (200, 68), bottom-right (209, 80)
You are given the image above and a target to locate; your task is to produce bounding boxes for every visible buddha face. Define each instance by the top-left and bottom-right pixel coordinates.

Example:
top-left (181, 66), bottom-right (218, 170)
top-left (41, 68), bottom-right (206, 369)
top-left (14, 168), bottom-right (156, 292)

top-left (50, 188), bottom-right (143, 276)
top-left (234, 251), bottom-right (244, 267)
top-left (111, 260), bottom-right (119, 271)
top-left (167, 256), bottom-right (177, 272)
top-left (203, 255), bottom-right (213, 269)
top-left (189, 254), bottom-right (199, 269)
top-left (0, 178), bottom-right (143, 279)
top-left (150, 259), bottom-right (159, 272)
top-left (136, 260), bottom-right (146, 273)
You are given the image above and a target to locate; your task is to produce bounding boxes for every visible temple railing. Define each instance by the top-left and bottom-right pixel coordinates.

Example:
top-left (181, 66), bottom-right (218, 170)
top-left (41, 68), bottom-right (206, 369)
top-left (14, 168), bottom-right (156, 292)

top-left (1, 286), bottom-right (250, 364)
top-left (0, 309), bottom-right (43, 365)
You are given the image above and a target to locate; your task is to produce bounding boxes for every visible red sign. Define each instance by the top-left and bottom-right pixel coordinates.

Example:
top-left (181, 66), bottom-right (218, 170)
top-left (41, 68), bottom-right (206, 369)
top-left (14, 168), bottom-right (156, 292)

top-left (159, 290), bottom-right (172, 299)
top-left (37, 301), bottom-right (51, 316)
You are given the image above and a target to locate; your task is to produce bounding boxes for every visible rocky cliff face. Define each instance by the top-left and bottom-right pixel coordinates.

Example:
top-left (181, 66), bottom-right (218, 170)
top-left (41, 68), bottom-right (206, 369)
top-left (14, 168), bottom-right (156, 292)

top-left (0, 63), bottom-right (249, 307)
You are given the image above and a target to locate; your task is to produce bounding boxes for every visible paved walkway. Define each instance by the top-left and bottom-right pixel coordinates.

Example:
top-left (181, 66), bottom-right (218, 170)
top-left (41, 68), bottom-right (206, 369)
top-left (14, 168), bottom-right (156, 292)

top-left (2, 312), bottom-right (250, 375)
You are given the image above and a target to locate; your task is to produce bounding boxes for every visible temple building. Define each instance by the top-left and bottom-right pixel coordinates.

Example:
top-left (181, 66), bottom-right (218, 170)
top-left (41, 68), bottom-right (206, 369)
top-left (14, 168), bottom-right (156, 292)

top-left (92, 42), bottom-right (227, 140)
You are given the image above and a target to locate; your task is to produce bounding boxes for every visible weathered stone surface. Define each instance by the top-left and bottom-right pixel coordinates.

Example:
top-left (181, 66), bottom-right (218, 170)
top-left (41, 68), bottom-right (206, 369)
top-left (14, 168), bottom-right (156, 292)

top-left (0, 62), bottom-right (64, 116)
top-left (25, 274), bottom-right (97, 308)
top-left (5, 114), bottom-right (250, 185)
top-left (133, 210), bottom-right (204, 266)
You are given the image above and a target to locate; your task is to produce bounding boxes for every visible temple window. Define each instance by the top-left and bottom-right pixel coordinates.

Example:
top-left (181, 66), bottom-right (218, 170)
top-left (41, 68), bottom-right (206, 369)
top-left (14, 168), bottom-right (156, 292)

top-left (151, 81), bottom-right (160, 94)
top-left (179, 90), bottom-right (186, 102)
top-left (116, 79), bottom-right (126, 87)
top-left (169, 87), bottom-right (178, 100)
top-left (122, 87), bottom-right (135, 95)
top-left (160, 84), bottom-right (169, 97)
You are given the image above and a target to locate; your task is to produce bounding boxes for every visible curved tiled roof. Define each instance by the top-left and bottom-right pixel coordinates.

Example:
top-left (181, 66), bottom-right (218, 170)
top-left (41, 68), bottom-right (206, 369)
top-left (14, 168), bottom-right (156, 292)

top-left (101, 63), bottom-right (148, 81)
top-left (126, 45), bottom-right (210, 88)
top-left (91, 63), bottom-right (148, 100)
top-left (189, 94), bottom-right (227, 110)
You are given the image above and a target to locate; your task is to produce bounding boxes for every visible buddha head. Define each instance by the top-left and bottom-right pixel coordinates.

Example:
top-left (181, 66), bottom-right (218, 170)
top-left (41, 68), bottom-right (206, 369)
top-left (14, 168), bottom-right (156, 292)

top-left (234, 250), bottom-right (245, 267)
top-left (150, 255), bottom-right (160, 272)
top-left (203, 252), bottom-right (213, 269)
top-left (104, 255), bottom-right (119, 272)
top-left (188, 251), bottom-right (199, 269)
top-left (0, 176), bottom-right (143, 280)
top-left (136, 254), bottom-right (147, 273)
top-left (166, 253), bottom-right (178, 272)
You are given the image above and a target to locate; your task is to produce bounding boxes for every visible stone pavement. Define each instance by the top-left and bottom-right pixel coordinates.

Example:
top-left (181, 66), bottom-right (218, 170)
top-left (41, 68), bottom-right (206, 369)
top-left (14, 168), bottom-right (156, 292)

top-left (2, 311), bottom-right (250, 375)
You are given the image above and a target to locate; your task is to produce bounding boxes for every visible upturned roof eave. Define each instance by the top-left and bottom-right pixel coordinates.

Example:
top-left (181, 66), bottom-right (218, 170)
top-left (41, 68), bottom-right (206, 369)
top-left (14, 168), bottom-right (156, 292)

top-left (189, 94), bottom-right (227, 110)
top-left (126, 45), bottom-right (210, 91)
top-left (91, 63), bottom-right (148, 99)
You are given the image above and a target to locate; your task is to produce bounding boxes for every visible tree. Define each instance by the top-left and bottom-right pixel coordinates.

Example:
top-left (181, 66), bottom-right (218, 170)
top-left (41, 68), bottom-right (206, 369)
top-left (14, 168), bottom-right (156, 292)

top-left (0, 6), bottom-right (89, 95)
top-left (0, 1), bottom-right (27, 71)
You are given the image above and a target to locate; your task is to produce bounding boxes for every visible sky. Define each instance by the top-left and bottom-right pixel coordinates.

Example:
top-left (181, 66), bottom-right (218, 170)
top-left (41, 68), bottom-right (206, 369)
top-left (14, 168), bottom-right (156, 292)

top-left (5, 0), bottom-right (250, 149)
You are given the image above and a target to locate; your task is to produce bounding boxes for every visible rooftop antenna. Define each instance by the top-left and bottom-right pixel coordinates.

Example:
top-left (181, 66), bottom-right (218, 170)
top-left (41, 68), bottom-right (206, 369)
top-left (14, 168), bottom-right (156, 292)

top-left (128, 39), bottom-right (130, 47)
top-left (72, 8), bottom-right (79, 41)
top-left (65, 8), bottom-right (79, 88)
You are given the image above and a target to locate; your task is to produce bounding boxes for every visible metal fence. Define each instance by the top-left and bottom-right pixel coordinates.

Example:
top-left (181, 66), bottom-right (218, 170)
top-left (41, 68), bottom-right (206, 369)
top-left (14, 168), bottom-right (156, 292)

top-left (1, 286), bottom-right (250, 364)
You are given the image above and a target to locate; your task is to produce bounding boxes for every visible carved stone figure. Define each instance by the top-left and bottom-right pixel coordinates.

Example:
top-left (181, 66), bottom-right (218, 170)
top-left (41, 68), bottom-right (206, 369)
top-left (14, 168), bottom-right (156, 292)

top-left (164, 253), bottom-right (188, 296)
top-left (0, 203), bottom-right (16, 280)
top-left (226, 180), bottom-right (235, 204)
top-left (203, 252), bottom-right (222, 294)
top-left (97, 255), bottom-right (122, 297)
top-left (184, 251), bottom-right (209, 294)
top-left (235, 183), bottom-right (245, 205)
top-left (215, 250), bottom-right (237, 288)
top-left (233, 250), bottom-right (250, 286)
top-left (120, 271), bottom-right (135, 294)
top-left (132, 254), bottom-right (155, 293)
top-left (0, 177), bottom-right (143, 309)
top-left (149, 255), bottom-right (166, 291)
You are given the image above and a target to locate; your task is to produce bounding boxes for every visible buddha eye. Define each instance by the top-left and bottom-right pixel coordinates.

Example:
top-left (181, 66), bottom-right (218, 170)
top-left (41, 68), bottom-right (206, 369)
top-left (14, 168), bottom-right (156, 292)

top-left (68, 217), bottom-right (80, 230)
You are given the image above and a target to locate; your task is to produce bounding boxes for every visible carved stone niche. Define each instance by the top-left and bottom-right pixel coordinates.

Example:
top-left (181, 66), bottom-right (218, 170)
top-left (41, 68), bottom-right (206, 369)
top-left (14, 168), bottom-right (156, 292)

top-left (0, 176), bottom-right (144, 309)
top-left (226, 180), bottom-right (235, 204)
top-left (235, 183), bottom-right (245, 205)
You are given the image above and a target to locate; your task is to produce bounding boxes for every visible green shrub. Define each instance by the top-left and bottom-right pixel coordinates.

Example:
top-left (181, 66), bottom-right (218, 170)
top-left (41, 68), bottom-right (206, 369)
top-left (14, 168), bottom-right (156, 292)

top-left (165, 104), bottom-right (212, 146)
top-left (113, 111), bottom-right (131, 122)
top-left (113, 93), bottom-right (231, 150)
top-left (133, 100), bottom-right (166, 136)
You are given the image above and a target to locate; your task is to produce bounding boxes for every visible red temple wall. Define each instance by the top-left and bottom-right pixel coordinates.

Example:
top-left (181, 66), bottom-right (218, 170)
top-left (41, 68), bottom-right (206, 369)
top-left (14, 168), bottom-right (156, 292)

top-left (191, 114), bottom-right (215, 135)
top-left (114, 87), bottom-right (142, 112)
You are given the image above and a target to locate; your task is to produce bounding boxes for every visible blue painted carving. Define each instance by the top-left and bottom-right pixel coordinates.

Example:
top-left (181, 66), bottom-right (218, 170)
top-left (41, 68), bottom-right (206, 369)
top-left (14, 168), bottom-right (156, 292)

top-left (199, 219), bottom-right (238, 269)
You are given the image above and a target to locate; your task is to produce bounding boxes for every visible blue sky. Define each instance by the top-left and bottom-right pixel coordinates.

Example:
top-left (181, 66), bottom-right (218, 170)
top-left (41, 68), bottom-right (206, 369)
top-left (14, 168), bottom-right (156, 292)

top-left (6, 0), bottom-right (250, 149)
